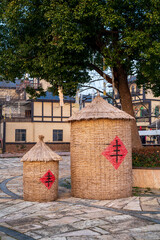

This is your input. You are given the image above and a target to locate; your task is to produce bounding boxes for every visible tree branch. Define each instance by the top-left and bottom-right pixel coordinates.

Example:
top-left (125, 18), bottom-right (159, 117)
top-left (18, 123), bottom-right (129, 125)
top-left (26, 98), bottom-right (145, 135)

top-left (79, 85), bottom-right (118, 107)
top-left (88, 63), bottom-right (112, 84)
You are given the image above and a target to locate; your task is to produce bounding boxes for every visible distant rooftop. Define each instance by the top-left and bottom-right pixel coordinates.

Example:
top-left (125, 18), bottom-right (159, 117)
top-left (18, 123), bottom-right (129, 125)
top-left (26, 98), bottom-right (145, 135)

top-left (37, 92), bottom-right (75, 101)
top-left (37, 91), bottom-right (92, 102)
top-left (0, 79), bottom-right (22, 88)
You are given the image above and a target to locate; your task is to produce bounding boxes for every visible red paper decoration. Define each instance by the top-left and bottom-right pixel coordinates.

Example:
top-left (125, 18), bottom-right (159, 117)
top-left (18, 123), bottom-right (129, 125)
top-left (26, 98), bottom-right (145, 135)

top-left (102, 136), bottom-right (128, 170)
top-left (40, 170), bottom-right (55, 189)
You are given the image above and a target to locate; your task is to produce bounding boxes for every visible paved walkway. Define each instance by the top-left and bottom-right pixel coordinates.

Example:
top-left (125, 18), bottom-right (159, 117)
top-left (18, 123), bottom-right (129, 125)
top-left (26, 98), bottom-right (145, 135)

top-left (0, 155), bottom-right (160, 240)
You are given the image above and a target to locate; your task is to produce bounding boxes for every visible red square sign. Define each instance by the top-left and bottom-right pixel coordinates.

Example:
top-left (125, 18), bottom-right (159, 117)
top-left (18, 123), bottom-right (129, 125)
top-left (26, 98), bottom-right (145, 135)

top-left (40, 170), bottom-right (55, 189)
top-left (102, 136), bottom-right (128, 170)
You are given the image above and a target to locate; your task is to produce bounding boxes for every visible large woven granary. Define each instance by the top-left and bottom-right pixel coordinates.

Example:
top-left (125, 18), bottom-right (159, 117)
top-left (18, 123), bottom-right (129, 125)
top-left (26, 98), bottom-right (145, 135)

top-left (68, 96), bottom-right (134, 200)
top-left (21, 135), bottom-right (62, 202)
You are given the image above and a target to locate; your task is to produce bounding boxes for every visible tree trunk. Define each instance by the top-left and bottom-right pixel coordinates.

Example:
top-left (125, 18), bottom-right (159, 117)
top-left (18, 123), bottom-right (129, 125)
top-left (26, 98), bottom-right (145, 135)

top-left (113, 66), bottom-right (142, 149)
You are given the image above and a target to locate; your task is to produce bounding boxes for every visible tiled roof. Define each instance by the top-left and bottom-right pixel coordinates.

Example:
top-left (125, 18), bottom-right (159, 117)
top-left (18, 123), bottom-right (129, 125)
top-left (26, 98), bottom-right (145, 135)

top-left (37, 91), bottom-right (92, 102)
top-left (0, 80), bottom-right (22, 88)
top-left (37, 92), bottom-right (75, 101)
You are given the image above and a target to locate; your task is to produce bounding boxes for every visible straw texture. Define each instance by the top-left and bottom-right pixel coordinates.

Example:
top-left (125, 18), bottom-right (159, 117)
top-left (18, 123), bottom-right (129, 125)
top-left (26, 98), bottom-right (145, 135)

top-left (70, 96), bottom-right (133, 200)
top-left (22, 135), bottom-right (61, 202)
top-left (21, 135), bottom-right (62, 162)
top-left (68, 95), bottom-right (134, 122)
top-left (71, 119), bottom-right (132, 200)
top-left (23, 161), bottom-right (59, 202)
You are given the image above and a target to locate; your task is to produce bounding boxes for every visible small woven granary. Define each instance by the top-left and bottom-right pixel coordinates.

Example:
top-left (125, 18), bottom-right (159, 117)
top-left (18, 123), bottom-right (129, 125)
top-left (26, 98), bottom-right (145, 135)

top-left (68, 95), bottom-right (134, 200)
top-left (21, 135), bottom-right (62, 202)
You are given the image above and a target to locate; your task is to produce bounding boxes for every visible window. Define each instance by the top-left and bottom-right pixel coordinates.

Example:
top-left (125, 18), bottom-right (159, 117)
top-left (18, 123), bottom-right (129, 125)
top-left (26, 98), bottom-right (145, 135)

top-left (53, 130), bottom-right (63, 141)
top-left (25, 110), bottom-right (31, 118)
top-left (140, 107), bottom-right (148, 117)
top-left (155, 106), bottom-right (159, 117)
top-left (131, 86), bottom-right (135, 93)
top-left (136, 88), bottom-right (140, 95)
top-left (140, 106), bottom-right (144, 117)
top-left (134, 107), bottom-right (138, 116)
top-left (15, 129), bottom-right (26, 142)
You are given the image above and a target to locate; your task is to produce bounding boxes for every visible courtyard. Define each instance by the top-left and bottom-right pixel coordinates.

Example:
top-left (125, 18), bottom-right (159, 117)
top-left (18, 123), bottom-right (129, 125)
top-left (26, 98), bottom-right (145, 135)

top-left (0, 154), bottom-right (160, 240)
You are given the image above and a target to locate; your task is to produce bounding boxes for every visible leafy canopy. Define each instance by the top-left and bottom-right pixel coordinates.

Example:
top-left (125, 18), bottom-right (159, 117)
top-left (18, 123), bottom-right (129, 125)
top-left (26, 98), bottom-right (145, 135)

top-left (0, 0), bottom-right (160, 96)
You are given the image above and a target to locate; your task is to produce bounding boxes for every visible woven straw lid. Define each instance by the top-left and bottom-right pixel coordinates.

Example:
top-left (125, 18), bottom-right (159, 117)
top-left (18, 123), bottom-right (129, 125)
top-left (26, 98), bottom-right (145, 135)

top-left (21, 135), bottom-right (62, 162)
top-left (68, 96), bottom-right (134, 121)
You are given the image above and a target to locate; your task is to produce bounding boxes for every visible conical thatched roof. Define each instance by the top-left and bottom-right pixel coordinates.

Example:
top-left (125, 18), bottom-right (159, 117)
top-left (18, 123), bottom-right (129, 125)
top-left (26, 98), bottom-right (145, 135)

top-left (21, 135), bottom-right (62, 162)
top-left (68, 96), bottom-right (134, 121)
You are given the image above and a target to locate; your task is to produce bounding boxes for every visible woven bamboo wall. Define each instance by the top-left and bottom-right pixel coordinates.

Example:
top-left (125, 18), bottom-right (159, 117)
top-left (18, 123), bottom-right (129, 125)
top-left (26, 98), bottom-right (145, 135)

top-left (71, 119), bottom-right (132, 200)
top-left (23, 161), bottom-right (59, 202)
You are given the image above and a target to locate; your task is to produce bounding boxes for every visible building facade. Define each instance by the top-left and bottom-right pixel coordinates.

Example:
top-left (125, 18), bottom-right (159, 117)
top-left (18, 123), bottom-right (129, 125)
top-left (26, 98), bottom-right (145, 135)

top-left (114, 76), bottom-right (160, 130)
top-left (114, 76), bottom-right (160, 145)
top-left (1, 77), bottom-right (159, 151)
top-left (0, 81), bottom-right (91, 152)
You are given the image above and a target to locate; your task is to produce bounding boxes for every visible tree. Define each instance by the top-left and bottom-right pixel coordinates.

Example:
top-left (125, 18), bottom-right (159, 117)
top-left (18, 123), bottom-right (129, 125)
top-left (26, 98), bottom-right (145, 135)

top-left (0, 0), bottom-right (160, 148)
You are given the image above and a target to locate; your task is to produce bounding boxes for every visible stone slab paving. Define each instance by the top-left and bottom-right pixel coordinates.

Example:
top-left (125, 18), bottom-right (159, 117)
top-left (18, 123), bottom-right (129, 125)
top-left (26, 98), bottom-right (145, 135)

top-left (0, 156), bottom-right (160, 240)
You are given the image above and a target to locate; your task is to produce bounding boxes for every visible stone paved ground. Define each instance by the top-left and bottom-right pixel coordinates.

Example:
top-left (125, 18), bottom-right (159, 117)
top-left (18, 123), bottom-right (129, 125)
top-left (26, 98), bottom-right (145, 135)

top-left (0, 155), bottom-right (160, 240)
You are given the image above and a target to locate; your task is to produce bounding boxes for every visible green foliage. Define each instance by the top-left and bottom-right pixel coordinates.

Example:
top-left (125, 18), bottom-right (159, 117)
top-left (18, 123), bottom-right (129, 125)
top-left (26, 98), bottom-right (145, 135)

top-left (26, 85), bottom-right (46, 99)
top-left (132, 147), bottom-right (160, 168)
top-left (132, 187), bottom-right (154, 196)
top-left (0, 0), bottom-right (160, 96)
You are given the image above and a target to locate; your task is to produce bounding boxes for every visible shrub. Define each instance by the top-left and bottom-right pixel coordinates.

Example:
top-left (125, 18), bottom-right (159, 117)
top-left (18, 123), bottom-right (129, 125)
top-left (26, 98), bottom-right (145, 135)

top-left (132, 147), bottom-right (160, 168)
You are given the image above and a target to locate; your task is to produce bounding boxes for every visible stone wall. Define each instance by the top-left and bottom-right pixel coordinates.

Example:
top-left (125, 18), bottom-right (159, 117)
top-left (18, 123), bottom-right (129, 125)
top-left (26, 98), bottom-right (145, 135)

top-left (133, 168), bottom-right (160, 189)
top-left (5, 143), bottom-right (70, 153)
